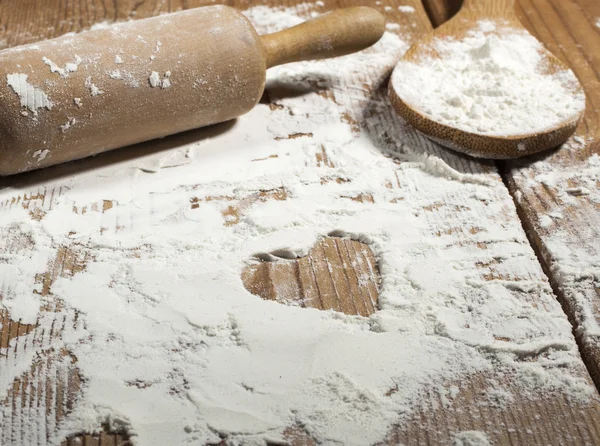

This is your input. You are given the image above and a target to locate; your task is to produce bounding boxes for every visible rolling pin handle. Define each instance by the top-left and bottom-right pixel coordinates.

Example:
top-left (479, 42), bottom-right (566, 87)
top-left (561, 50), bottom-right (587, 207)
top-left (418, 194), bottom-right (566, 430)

top-left (260, 7), bottom-right (386, 69)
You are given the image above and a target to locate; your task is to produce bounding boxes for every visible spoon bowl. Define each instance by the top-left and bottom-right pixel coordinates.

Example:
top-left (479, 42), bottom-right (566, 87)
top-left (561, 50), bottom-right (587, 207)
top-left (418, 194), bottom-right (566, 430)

top-left (389, 0), bottom-right (585, 159)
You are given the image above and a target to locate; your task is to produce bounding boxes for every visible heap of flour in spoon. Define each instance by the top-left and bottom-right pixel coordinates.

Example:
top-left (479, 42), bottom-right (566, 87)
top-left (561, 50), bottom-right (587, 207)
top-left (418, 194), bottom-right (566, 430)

top-left (391, 20), bottom-right (585, 136)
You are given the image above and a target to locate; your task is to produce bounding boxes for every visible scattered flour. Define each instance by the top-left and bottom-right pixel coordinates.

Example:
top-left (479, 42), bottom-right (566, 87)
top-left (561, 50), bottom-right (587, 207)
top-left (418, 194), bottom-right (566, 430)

top-left (148, 71), bottom-right (160, 87)
top-left (511, 153), bottom-right (600, 342)
top-left (7, 73), bottom-right (53, 114)
top-left (31, 149), bottom-right (50, 162)
top-left (0, 4), bottom-right (596, 446)
top-left (148, 71), bottom-right (171, 88)
top-left (110, 69), bottom-right (139, 87)
top-left (109, 69), bottom-right (123, 80)
top-left (114, 54), bottom-right (123, 64)
top-left (42, 55), bottom-right (82, 78)
top-left (538, 214), bottom-right (553, 228)
top-left (60, 117), bottom-right (77, 133)
top-left (74, 97), bottom-right (83, 107)
top-left (398, 5), bottom-right (415, 13)
top-left (453, 431), bottom-right (491, 446)
top-left (391, 21), bottom-right (585, 136)
top-left (85, 76), bottom-right (103, 96)
top-left (89, 21), bottom-right (112, 31)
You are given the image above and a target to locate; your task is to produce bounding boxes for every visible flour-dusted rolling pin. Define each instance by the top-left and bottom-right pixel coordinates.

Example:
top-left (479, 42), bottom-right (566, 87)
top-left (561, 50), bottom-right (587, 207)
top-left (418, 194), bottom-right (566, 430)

top-left (0, 6), bottom-right (384, 175)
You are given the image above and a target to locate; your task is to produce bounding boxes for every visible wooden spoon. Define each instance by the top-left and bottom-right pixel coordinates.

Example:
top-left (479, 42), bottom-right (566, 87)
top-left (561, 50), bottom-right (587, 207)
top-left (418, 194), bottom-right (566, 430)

top-left (388, 0), bottom-right (585, 159)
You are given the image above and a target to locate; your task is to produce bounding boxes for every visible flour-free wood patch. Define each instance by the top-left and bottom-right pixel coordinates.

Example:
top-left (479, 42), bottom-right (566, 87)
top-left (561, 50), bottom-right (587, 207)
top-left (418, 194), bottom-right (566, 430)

top-left (243, 237), bottom-right (380, 316)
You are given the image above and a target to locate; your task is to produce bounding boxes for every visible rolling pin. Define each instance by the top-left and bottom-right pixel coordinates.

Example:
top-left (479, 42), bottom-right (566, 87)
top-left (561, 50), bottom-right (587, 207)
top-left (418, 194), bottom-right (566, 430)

top-left (0, 6), bottom-right (385, 175)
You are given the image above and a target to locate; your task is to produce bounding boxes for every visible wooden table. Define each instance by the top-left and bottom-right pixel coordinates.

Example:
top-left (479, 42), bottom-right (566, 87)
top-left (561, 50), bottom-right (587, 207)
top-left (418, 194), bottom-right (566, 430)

top-left (0, 0), bottom-right (599, 445)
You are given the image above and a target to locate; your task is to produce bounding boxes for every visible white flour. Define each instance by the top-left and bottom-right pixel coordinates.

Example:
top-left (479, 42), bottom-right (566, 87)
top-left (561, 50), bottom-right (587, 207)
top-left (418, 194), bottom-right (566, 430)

top-left (391, 21), bottom-right (585, 136)
top-left (0, 4), bottom-right (596, 446)
top-left (109, 69), bottom-right (123, 79)
top-left (7, 73), bottom-right (53, 114)
top-left (42, 55), bottom-right (82, 78)
top-left (32, 149), bottom-right (50, 162)
top-left (453, 431), bottom-right (491, 446)
top-left (85, 76), bottom-right (103, 96)
top-left (148, 71), bottom-right (171, 88)
top-left (511, 152), bottom-right (600, 341)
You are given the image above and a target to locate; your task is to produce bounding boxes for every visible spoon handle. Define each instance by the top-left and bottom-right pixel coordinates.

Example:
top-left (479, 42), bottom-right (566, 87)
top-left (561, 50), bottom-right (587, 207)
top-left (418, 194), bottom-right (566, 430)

top-left (462, 0), bottom-right (515, 14)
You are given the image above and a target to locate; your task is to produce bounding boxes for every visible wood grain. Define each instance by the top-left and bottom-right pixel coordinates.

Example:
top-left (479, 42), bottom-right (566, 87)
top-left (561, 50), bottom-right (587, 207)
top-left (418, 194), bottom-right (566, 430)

top-left (242, 237), bottom-right (380, 316)
top-left (424, 0), bottom-right (600, 392)
top-left (0, 3), bottom-right (386, 175)
top-left (261, 6), bottom-right (385, 68)
top-left (506, 0), bottom-right (600, 393)
top-left (0, 1), bottom-right (599, 445)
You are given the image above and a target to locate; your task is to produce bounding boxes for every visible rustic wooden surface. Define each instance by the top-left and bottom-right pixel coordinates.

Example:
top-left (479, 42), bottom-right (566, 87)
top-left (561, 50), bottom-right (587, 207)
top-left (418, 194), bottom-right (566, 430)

top-left (424, 0), bottom-right (600, 395)
top-left (1, 0), bottom-right (600, 445)
top-left (242, 237), bottom-right (381, 317)
top-left (507, 0), bottom-right (600, 391)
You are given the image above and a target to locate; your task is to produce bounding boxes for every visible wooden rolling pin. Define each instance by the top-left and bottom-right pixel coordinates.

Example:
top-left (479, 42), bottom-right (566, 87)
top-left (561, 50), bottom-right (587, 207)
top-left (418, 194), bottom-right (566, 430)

top-left (0, 6), bottom-right (385, 175)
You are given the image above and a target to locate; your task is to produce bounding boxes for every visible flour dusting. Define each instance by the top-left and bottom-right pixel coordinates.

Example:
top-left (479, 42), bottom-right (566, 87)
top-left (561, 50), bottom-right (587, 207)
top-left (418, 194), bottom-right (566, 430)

top-left (32, 149), bottom-right (50, 162)
top-left (148, 71), bottom-right (171, 88)
top-left (60, 117), bottom-right (77, 133)
top-left (0, 4), bottom-right (596, 446)
top-left (391, 21), bottom-right (585, 137)
top-left (85, 76), bottom-right (103, 96)
top-left (42, 55), bottom-right (82, 78)
top-left (511, 152), bottom-right (600, 341)
top-left (7, 73), bottom-right (53, 114)
top-left (453, 431), bottom-right (491, 446)
top-left (109, 69), bottom-right (123, 80)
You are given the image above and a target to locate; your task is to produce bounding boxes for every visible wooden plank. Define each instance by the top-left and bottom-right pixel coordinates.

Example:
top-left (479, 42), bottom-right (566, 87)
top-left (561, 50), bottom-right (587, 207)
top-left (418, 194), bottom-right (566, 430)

top-left (505, 0), bottom-right (600, 390)
top-left (424, 0), bottom-right (600, 391)
top-left (0, 1), bottom-right (598, 445)
top-left (0, 187), bottom-right (127, 443)
top-left (244, 237), bottom-right (600, 446)
top-left (242, 237), bottom-right (381, 316)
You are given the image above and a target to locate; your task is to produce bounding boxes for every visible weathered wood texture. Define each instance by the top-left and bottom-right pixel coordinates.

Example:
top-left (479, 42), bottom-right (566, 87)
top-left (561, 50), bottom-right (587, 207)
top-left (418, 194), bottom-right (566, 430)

top-left (0, 1), bottom-right (599, 445)
top-left (242, 237), bottom-right (381, 317)
top-left (425, 0), bottom-right (600, 391)
top-left (508, 0), bottom-right (600, 392)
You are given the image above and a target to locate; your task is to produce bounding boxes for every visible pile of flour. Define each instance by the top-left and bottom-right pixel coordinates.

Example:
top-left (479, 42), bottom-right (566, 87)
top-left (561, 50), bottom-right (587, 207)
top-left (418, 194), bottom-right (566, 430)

top-left (391, 21), bottom-right (585, 136)
top-left (0, 4), bottom-right (596, 446)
